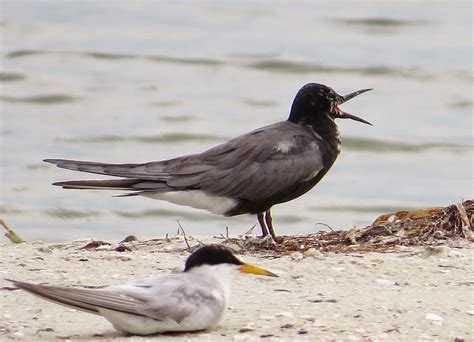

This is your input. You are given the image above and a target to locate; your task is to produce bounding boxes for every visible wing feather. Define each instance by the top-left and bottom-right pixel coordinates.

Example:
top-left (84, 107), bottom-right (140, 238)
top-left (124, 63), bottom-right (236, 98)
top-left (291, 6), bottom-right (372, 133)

top-left (8, 274), bottom-right (224, 325)
top-left (45, 121), bottom-right (324, 201)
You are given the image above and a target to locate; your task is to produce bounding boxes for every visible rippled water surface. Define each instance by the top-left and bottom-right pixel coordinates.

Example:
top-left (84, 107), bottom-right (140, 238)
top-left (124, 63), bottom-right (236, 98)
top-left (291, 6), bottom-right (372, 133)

top-left (1, 1), bottom-right (472, 241)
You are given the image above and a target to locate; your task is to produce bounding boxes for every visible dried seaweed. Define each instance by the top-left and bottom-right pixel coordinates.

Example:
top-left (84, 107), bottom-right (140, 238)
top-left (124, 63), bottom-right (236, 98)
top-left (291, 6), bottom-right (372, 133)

top-left (233, 200), bottom-right (473, 255)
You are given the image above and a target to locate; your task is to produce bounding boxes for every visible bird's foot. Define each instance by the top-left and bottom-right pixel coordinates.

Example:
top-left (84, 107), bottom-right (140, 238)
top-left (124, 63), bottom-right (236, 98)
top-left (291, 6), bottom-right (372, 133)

top-left (272, 235), bottom-right (284, 244)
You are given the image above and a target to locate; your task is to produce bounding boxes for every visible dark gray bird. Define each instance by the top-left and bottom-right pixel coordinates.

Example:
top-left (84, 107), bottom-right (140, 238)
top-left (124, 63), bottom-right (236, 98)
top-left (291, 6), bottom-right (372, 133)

top-left (45, 83), bottom-right (371, 241)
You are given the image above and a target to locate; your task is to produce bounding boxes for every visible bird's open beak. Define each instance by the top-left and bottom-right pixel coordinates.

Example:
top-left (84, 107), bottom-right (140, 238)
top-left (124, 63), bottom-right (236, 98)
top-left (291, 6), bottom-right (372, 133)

top-left (336, 88), bottom-right (372, 126)
top-left (239, 263), bottom-right (278, 277)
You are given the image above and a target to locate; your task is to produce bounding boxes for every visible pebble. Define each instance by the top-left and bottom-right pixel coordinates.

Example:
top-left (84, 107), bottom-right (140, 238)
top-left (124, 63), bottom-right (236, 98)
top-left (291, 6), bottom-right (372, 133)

top-left (233, 334), bottom-right (251, 340)
top-left (37, 247), bottom-right (53, 254)
top-left (275, 311), bottom-right (293, 318)
top-left (376, 278), bottom-right (396, 286)
top-left (290, 252), bottom-right (304, 261)
top-left (466, 310), bottom-right (474, 316)
top-left (332, 267), bottom-right (345, 272)
top-left (448, 250), bottom-right (464, 258)
top-left (12, 331), bottom-right (25, 338)
top-left (425, 313), bottom-right (443, 325)
top-left (304, 248), bottom-right (325, 259)
top-left (259, 315), bottom-right (275, 321)
top-left (422, 246), bottom-right (450, 258)
top-left (299, 315), bottom-right (316, 322)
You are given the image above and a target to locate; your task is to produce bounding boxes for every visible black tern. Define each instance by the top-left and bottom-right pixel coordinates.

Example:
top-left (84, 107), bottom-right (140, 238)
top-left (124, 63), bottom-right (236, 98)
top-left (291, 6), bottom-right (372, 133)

top-left (7, 244), bottom-right (277, 335)
top-left (45, 83), bottom-right (371, 241)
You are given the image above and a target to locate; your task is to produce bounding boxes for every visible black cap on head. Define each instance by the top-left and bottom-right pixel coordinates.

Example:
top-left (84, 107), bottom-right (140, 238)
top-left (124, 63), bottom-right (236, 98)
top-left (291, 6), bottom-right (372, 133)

top-left (184, 244), bottom-right (244, 272)
top-left (289, 83), bottom-right (371, 126)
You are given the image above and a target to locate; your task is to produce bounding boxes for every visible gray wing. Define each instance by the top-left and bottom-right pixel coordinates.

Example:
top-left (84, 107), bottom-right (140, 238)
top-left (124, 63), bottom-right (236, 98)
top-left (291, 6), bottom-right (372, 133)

top-left (45, 121), bottom-right (324, 201)
top-left (8, 275), bottom-right (223, 323)
top-left (163, 121), bottom-right (324, 201)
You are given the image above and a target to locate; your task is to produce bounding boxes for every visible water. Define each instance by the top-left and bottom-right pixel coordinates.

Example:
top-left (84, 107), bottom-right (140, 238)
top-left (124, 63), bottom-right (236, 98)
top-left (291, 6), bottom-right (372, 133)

top-left (1, 1), bottom-right (472, 242)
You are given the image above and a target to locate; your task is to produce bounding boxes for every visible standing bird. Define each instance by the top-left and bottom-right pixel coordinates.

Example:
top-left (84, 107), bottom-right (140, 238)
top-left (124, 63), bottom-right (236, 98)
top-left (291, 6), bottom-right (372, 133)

top-left (45, 83), bottom-right (371, 241)
top-left (7, 244), bottom-right (277, 335)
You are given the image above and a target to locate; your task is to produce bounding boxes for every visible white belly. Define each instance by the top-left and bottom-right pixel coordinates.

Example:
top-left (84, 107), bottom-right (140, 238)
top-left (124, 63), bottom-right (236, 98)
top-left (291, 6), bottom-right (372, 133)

top-left (142, 190), bottom-right (237, 215)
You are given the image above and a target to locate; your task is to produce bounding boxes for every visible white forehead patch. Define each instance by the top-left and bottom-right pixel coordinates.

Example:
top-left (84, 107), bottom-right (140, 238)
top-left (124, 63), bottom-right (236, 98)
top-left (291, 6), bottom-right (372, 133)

top-left (275, 141), bottom-right (294, 154)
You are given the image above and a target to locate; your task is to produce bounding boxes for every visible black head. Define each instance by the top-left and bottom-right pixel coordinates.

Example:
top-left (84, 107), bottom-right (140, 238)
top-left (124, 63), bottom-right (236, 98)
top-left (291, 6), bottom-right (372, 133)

top-left (288, 83), bottom-right (372, 126)
top-left (184, 244), bottom-right (243, 272)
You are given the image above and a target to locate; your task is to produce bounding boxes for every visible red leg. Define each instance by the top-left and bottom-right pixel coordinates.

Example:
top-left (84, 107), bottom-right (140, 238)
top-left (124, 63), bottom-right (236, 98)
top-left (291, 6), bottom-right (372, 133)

top-left (257, 212), bottom-right (269, 237)
top-left (265, 209), bottom-right (280, 242)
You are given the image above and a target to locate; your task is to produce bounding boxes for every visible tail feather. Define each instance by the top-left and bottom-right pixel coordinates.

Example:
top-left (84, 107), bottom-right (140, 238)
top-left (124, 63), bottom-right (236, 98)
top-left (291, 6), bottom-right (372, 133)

top-left (51, 179), bottom-right (173, 195)
top-left (43, 158), bottom-right (170, 180)
top-left (6, 279), bottom-right (101, 315)
top-left (53, 179), bottom-right (141, 190)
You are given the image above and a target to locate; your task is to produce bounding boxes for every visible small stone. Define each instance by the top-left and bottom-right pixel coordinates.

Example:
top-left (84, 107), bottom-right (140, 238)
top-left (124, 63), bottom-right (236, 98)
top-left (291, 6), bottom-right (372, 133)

top-left (425, 313), bottom-right (443, 325)
top-left (115, 245), bottom-right (131, 252)
top-left (12, 331), bottom-right (24, 338)
top-left (448, 250), bottom-right (463, 258)
top-left (422, 246), bottom-right (449, 258)
top-left (304, 248), bottom-right (325, 259)
top-left (275, 311), bottom-right (293, 318)
top-left (259, 315), bottom-right (275, 321)
top-left (332, 267), bottom-right (345, 272)
top-left (120, 235), bottom-right (138, 243)
top-left (280, 323), bottom-right (294, 329)
top-left (376, 278), bottom-right (396, 286)
top-left (290, 252), bottom-right (304, 260)
top-left (298, 329), bottom-right (308, 335)
top-left (466, 310), bottom-right (474, 316)
top-left (233, 334), bottom-right (250, 340)
top-left (299, 315), bottom-right (315, 322)
top-left (238, 328), bottom-right (254, 333)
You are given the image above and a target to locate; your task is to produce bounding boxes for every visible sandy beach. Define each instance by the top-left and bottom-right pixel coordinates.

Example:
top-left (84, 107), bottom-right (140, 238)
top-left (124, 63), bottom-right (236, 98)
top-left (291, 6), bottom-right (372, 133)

top-left (1, 235), bottom-right (473, 341)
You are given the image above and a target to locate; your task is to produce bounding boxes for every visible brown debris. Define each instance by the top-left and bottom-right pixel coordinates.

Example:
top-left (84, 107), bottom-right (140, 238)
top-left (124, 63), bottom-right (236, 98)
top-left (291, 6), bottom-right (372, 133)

top-left (79, 240), bottom-right (111, 250)
top-left (233, 200), bottom-right (473, 255)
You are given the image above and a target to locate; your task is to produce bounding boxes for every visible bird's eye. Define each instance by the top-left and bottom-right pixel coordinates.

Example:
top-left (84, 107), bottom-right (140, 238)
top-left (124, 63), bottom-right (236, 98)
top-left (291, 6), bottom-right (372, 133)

top-left (327, 93), bottom-right (336, 102)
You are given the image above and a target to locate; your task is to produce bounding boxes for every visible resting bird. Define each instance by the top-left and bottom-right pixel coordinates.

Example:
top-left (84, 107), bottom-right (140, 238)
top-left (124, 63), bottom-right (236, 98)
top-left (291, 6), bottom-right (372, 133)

top-left (45, 83), bottom-right (371, 240)
top-left (7, 244), bottom-right (277, 335)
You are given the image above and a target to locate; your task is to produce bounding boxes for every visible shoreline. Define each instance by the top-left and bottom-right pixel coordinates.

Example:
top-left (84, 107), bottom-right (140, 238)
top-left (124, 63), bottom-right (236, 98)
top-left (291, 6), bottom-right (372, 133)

top-left (1, 235), bottom-right (473, 341)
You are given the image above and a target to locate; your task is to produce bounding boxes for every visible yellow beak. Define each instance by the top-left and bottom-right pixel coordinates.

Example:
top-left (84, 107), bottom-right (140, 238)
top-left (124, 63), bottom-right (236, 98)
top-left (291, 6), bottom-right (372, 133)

top-left (239, 263), bottom-right (278, 277)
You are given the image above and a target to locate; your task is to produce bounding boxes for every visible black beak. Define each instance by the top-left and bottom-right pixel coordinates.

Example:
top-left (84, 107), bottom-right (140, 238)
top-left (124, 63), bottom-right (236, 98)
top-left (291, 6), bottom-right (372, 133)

top-left (337, 88), bottom-right (372, 125)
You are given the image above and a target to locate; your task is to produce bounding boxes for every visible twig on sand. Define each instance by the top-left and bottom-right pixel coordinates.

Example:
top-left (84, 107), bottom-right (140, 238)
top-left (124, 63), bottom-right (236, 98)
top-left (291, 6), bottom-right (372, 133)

top-left (315, 222), bottom-right (334, 232)
top-left (0, 218), bottom-right (24, 244)
top-left (244, 224), bottom-right (256, 235)
top-left (176, 220), bottom-right (191, 251)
